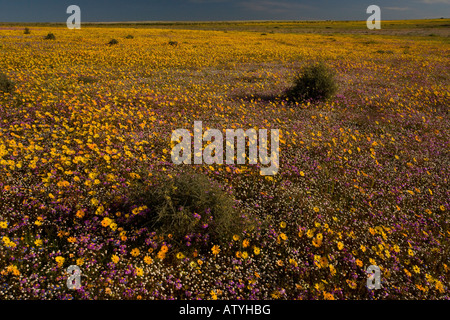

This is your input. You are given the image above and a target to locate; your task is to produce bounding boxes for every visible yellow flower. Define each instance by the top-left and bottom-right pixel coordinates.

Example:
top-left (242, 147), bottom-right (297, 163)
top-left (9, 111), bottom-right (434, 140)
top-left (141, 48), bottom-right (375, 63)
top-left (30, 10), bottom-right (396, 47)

top-left (5, 265), bottom-right (20, 276)
top-left (233, 234), bottom-right (240, 241)
top-left (0, 221), bottom-right (7, 229)
top-left (57, 180), bottom-right (70, 188)
top-left (67, 237), bottom-right (77, 243)
top-left (34, 239), bottom-right (43, 247)
top-left (413, 265), bottom-right (420, 274)
top-left (131, 248), bottom-right (140, 257)
top-left (144, 256), bottom-right (153, 265)
top-left (111, 254), bottom-right (120, 263)
top-left (157, 251), bottom-right (166, 260)
top-left (356, 259), bottom-right (363, 268)
top-left (408, 249), bottom-right (414, 256)
top-left (313, 207), bottom-right (320, 213)
top-left (76, 210), bottom-right (85, 218)
top-left (314, 255), bottom-right (321, 268)
top-left (243, 239), bottom-right (250, 248)
top-left (160, 245), bottom-right (169, 253)
top-left (404, 269), bottom-right (412, 277)
top-left (323, 292), bottom-right (335, 300)
top-left (271, 291), bottom-right (281, 299)
top-left (279, 233), bottom-right (287, 241)
top-left (320, 256), bottom-right (329, 268)
top-left (135, 267), bottom-right (144, 277)
top-left (176, 252), bottom-right (185, 259)
top-left (435, 281), bottom-right (444, 293)
top-left (55, 256), bottom-right (65, 267)
top-left (102, 217), bottom-right (112, 228)
top-left (312, 237), bottom-right (322, 247)
top-left (253, 246), bottom-right (261, 255)
top-left (210, 290), bottom-right (218, 300)
top-left (306, 229), bottom-right (314, 238)
top-left (280, 221), bottom-right (286, 228)
top-left (76, 258), bottom-right (84, 266)
top-left (329, 264), bottom-right (336, 276)
top-left (241, 251), bottom-right (249, 259)
top-left (212, 245), bottom-right (220, 255)
top-left (346, 280), bottom-right (357, 289)
top-left (314, 282), bottom-right (324, 291)
top-left (337, 242), bottom-right (344, 250)
top-left (316, 233), bottom-right (323, 241)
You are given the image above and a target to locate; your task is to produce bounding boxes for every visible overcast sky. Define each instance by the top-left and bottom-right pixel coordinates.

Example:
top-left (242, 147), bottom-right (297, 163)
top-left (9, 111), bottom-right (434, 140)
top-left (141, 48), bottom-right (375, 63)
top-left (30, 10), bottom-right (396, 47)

top-left (0, 0), bottom-right (448, 22)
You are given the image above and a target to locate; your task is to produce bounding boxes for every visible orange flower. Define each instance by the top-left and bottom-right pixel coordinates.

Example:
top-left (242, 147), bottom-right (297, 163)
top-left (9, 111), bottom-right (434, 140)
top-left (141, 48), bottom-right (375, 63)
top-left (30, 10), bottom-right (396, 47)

top-left (212, 245), bottom-right (220, 255)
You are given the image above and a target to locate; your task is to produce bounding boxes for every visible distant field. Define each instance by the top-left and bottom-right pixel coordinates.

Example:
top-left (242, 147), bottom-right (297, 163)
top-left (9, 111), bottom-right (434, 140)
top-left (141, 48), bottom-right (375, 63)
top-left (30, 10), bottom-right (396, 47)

top-left (2, 18), bottom-right (450, 36)
top-left (0, 20), bottom-right (449, 300)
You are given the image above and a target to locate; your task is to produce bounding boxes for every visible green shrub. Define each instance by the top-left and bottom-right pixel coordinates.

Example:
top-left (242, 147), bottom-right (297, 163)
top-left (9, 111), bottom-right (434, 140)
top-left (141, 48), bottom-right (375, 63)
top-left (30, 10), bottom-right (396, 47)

top-left (77, 75), bottom-right (97, 84)
top-left (44, 33), bottom-right (56, 40)
top-left (0, 73), bottom-right (15, 94)
top-left (287, 61), bottom-right (338, 102)
top-left (125, 35), bottom-right (134, 39)
top-left (375, 50), bottom-right (394, 54)
top-left (121, 173), bottom-right (246, 247)
top-left (108, 39), bottom-right (119, 45)
top-left (24, 28), bottom-right (31, 34)
top-left (168, 41), bottom-right (178, 46)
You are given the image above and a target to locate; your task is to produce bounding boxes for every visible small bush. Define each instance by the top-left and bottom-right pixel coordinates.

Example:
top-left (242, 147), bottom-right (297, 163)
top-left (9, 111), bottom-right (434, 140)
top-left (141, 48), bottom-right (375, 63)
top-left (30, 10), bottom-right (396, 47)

top-left (0, 73), bottom-right (15, 94)
top-left (108, 39), bottom-right (119, 45)
top-left (168, 41), bottom-right (178, 46)
top-left (77, 76), bottom-right (97, 84)
top-left (44, 33), bottom-right (56, 40)
top-left (286, 62), bottom-right (338, 102)
top-left (120, 173), bottom-right (246, 248)
top-left (125, 35), bottom-right (134, 39)
top-left (375, 50), bottom-right (394, 54)
top-left (24, 28), bottom-right (31, 34)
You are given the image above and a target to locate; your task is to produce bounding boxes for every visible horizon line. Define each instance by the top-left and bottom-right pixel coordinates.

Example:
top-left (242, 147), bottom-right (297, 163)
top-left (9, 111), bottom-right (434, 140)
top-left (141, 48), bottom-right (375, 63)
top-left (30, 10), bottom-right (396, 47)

top-left (0, 17), bottom-right (448, 24)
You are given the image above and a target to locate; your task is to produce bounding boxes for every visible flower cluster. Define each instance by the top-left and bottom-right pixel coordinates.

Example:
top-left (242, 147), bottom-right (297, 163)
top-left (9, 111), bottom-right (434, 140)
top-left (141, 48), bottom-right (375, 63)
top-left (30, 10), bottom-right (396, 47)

top-left (0, 23), bottom-right (448, 300)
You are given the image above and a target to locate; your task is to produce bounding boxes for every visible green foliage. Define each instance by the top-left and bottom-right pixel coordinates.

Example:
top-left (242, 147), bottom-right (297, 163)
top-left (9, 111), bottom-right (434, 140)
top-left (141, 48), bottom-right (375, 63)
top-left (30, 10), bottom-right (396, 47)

top-left (122, 173), bottom-right (246, 247)
top-left (0, 73), bottom-right (15, 94)
top-left (125, 35), bottom-right (134, 39)
top-left (44, 33), bottom-right (56, 40)
top-left (24, 28), bottom-right (31, 34)
top-left (287, 61), bottom-right (338, 102)
top-left (108, 39), bottom-right (119, 45)
top-left (77, 75), bottom-right (98, 84)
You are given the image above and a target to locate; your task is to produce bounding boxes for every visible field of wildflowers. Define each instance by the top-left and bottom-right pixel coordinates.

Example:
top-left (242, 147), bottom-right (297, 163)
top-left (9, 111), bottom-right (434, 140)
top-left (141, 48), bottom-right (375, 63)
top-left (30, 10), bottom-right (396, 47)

top-left (0, 21), bottom-right (449, 300)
